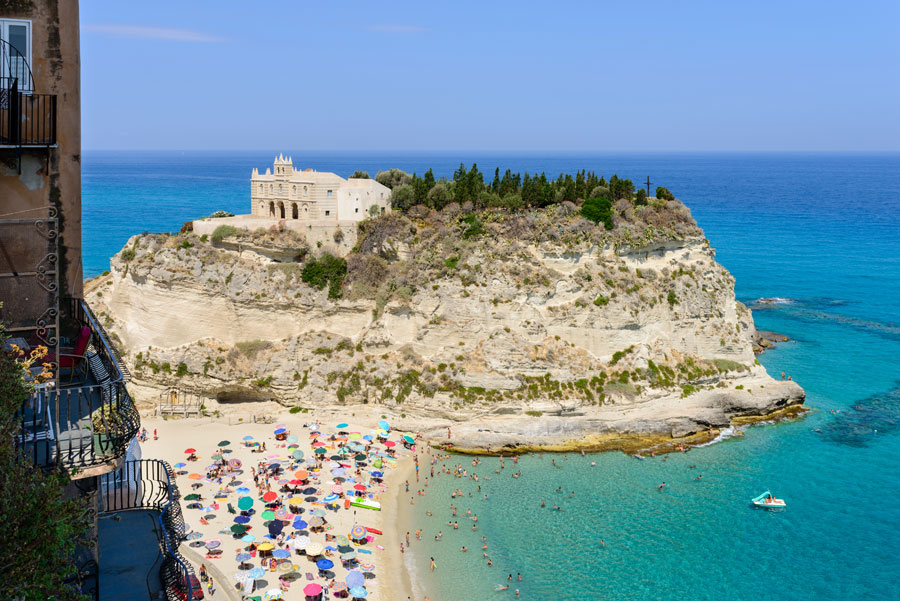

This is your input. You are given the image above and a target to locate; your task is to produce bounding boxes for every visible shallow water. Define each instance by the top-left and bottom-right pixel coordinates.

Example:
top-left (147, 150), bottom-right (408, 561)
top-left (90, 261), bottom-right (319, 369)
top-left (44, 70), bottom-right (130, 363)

top-left (84, 151), bottom-right (900, 600)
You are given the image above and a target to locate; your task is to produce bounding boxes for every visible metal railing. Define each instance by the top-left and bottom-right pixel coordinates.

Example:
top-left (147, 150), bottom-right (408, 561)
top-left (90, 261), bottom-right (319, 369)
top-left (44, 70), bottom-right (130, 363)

top-left (15, 299), bottom-right (140, 473)
top-left (0, 39), bottom-right (57, 147)
top-left (100, 460), bottom-right (195, 601)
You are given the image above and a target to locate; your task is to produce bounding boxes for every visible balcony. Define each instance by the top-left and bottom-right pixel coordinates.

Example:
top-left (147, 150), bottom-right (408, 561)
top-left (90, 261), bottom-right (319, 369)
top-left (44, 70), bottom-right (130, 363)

top-left (15, 299), bottom-right (140, 477)
top-left (1, 40), bottom-right (57, 149)
top-left (99, 460), bottom-right (198, 601)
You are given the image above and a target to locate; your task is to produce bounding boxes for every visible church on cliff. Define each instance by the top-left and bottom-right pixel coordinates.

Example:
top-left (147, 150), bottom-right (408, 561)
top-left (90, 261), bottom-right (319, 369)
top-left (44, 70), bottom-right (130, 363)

top-left (250, 155), bottom-right (391, 222)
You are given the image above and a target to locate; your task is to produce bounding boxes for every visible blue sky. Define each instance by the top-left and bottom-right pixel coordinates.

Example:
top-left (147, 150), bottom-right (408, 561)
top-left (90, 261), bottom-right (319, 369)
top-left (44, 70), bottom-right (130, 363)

top-left (80, 1), bottom-right (900, 151)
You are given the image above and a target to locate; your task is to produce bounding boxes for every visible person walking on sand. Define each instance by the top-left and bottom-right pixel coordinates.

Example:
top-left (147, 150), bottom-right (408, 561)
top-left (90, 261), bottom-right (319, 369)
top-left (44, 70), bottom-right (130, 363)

top-left (430, 557), bottom-right (437, 572)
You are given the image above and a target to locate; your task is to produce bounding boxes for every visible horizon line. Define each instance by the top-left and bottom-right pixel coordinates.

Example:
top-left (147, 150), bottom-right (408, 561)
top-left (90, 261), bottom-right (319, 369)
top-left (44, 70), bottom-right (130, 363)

top-left (80, 148), bottom-right (900, 154)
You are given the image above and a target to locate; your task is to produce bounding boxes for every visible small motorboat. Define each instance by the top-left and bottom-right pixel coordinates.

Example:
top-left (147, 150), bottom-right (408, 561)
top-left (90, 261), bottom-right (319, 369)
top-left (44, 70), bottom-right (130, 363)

top-left (751, 490), bottom-right (786, 509)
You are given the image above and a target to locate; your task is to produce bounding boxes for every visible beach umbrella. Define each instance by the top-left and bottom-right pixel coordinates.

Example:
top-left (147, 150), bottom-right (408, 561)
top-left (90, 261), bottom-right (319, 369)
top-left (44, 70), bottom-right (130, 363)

top-left (183, 493), bottom-right (201, 501)
top-left (242, 435), bottom-right (254, 441)
top-left (354, 454), bottom-right (367, 461)
top-left (218, 440), bottom-right (231, 446)
top-left (303, 584), bottom-right (323, 596)
top-left (348, 433), bottom-right (362, 440)
top-left (305, 542), bottom-right (323, 556)
top-left (242, 534), bottom-right (256, 542)
top-left (261, 510), bottom-right (275, 521)
top-left (257, 542), bottom-right (274, 552)
top-left (262, 491), bottom-right (278, 502)
top-left (331, 468), bottom-right (346, 477)
top-left (206, 539), bottom-right (221, 549)
top-left (236, 552), bottom-right (252, 562)
top-left (292, 519), bottom-right (308, 530)
top-left (268, 521), bottom-right (283, 536)
top-left (263, 589), bottom-right (283, 600)
top-left (350, 525), bottom-right (367, 540)
top-left (353, 484), bottom-right (366, 492)
top-left (349, 586), bottom-right (367, 598)
top-left (372, 459), bottom-right (382, 468)
top-left (378, 419), bottom-right (390, 430)
top-left (331, 483), bottom-right (344, 494)
top-left (274, 428), bottom-right (286, 435)
top-left (186, 532), bottom-right (203, 540)
top-left (231, 525), bottom-right (247, 534)
top-left (272, 548), bottom-right (291, 559)
top-left (333, 582), bottom-right (348, 593)
top-left (238, 496), bottom-right (254, 510)
top-left (228, 458), bottom-right (242, 469)
top-left (323, 494), bottom-right (339, 503)
top-left (278, 562), bottom-right (294, 573)
top-left (275, 507), bottom-right (291, 521)
top-left (310, 509), bottom-right (326, 517)
top-left (288, 496), bottom-right (304, 506)
top-left (362, 435), bottom-right (373, 441)
top-left (184, 448), bottom-right (196, 454)
top-left (175, 462), bottom-right (187, 468)
top-left (402, 435), bottom-right (414, 444)
top-left (237, 486), bottom-right (251, 495)
top-left (316, 558), bottom-right (333, 571)
top-left (308, 424), bottom-right (319, 431)
top-left (301, 486), bottom-right (317, 495)
top-left (307, 517), bottom-right (325, 529)
top-left (291, 535), bottom-right (310, 549)
top-left (248, 567), bottom-right (265, 579)
top-left (292, 450), bottom-right (305, 461)
top-left (211, 454), bottom-right (223, 461)
top-left (358, 562), bottom-right (374, 572)
top-left (286, 434), bottom-right (298, 443)
top-left (234, 515), bottom-right (250, 524)
top-left (337, 422), bottom-right (349, 429)
top-left (345, 570), bottom-right (364, 588)
top-left (314, 448), bottom-right (327, 455)
top-left (188, 473), bottom-right (202, 480)
top-left (383, 440), bottom-right (395, 448)
top-left (370, 471), bottom-right (383, 478)
top-left (340, 551), bottom-right (357, 561)
top-left (294, 470), bottom-right (309, 480)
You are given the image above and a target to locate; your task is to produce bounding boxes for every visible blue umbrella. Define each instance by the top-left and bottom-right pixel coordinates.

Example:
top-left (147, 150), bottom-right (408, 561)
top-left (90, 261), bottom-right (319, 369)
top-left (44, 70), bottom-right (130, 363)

top-left (272, 549), bottom-right (291, 559)
top-left (234, 516), bottom-right (251, 524)
top-left (247, 567), bottom-right (265, 579)
top-left (292, 450), bottom-right (304, 460)
top-left (345, 570), bottom-right (364, 588)
top-left (323, 494), bottom-right (339, 503)
top-left (362, 435), bottom-right (373, 441)
top-left (316, 558), bottom-right (334, 570)
top-left (349, 586), bottom-right (367, 598)
top-left (378, 420), bottom-right (389, 431)
top-left (268, 521), bottom-right (284, 536)
top-left (236, 553), bottom-right (252, 562)
top-left (292, 519), bottom-right (308, 530)
top-left (242, 435), bottom-right (253, 441)
top-left (336, 423), bottom-right (348, 429)
top-left (274, 428), bottom-right (286, 434)
top-left (236, 487), bottom-right (251, 495)
top-left (331, 468), bottom-right (346, 477)
top-left (370, 471), bottom-right (383, 478)
top-left (241, 534), bottom-right (255, 542)
top-left (175, 462), bottom-right (186, 468)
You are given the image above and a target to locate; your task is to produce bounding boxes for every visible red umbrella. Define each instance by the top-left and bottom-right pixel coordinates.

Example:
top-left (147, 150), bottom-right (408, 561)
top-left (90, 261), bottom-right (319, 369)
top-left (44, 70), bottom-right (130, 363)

top-left (184, 448), bottom-right (196, 453)
top-left (263, 491), bottom-right (277, 502)
top-left (383, 441), bottom-right (395, 448)
top-left (353, 484), bottom-right (366, 491)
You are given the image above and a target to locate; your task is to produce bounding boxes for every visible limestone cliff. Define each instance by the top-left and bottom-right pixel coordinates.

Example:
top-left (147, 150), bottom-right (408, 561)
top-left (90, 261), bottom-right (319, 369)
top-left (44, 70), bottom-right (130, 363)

top-left (87, 200), bottom-right (804, 451)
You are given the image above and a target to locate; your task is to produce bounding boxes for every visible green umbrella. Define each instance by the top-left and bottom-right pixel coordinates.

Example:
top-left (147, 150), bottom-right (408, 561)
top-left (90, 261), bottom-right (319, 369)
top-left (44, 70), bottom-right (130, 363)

top-left (212, 454), bottom-right (223, 461)
top-left (218, 440), bottom-right (231, 446)
top-left (373, 459), bottom-right (382, 468)
top-left (314, 448), bottom-right (326, 455)
top-left (348, 433), bottom-right (362, 440)
top-left (231, 524), bottom-right (247, 534)
top-left (261, 510), bottom-right (275, 521)
top-left (237, 496), bottom-right (253, 510)
top-left (291, 450), bottom-right (304, 460)
top-left (184, 493), bottom-right (201, 501)
top-left (354, 454), bottom-right (366, 461)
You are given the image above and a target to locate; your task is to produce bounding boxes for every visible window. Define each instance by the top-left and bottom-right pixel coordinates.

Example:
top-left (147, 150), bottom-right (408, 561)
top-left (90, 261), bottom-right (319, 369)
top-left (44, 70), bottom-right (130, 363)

top-left (292, 185), bottom-right (296, 195)
top-left (327, 189), bottom-right (333, 198)
top-left (303, 186), bottom-right (308, 196)
top-left (355, 208), bottom-right (359, 213)
top-left (1, 20), bottom-right (31, 91)
top-left (258, 184), bottom-right (263, 193)
top-left (325, 210), bottom-right (330, 216)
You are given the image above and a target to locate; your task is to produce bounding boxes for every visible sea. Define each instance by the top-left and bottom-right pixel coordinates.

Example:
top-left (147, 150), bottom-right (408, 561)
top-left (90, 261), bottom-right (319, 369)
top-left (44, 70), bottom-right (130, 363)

top-left (83, 151), bottom-right (900, 600)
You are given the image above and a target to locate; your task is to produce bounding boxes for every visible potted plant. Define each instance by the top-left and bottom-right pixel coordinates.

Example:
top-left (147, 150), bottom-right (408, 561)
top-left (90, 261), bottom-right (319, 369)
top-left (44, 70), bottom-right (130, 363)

top-left (89, 404), bottom-right (124, 457)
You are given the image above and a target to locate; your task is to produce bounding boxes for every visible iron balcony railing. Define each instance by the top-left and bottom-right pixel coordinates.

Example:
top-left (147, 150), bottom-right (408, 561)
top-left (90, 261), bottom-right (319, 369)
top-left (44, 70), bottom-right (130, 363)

top-left (15, 299), bottom-right (140, 474)
top-left (100, 460), bottom-right (196, 601)
top-left (0, 39), bottom-right (57, 147)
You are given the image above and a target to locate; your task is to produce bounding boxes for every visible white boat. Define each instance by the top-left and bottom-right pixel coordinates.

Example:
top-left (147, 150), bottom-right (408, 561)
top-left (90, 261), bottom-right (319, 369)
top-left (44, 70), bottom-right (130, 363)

top-left (751, 490), bottom-right (786, 509)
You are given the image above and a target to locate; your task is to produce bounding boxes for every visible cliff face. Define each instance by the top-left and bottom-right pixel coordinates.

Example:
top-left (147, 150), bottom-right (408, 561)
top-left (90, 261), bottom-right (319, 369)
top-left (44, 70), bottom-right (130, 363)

top-left (87, 202), bottom-right (804, 451)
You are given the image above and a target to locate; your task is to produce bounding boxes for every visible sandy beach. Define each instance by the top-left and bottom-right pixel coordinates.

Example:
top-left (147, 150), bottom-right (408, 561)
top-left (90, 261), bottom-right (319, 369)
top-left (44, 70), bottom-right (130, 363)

top-left (140, 408), bottom-right (418, 601)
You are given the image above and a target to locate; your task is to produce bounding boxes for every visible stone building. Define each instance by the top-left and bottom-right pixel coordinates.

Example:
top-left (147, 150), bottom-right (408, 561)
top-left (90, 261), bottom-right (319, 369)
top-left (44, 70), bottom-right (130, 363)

top-left (251, 154), bottom-right (391, 221)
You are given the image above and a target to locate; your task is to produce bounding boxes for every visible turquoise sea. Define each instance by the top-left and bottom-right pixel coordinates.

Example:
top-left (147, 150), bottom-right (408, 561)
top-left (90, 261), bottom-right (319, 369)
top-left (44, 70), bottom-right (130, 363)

top-left (83, 151), bottom-right (900, 600)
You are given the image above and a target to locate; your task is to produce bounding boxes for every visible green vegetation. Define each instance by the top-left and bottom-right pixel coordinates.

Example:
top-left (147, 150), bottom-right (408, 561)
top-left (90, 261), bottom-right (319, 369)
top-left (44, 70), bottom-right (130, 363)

top-left (610, 346), bottom-right (635, 365)
top-left (461, 214), bottom-right (486, 239)
top-left (712, 358), bottom-right (749, 373)
top-left (236, 339), bottom-right (272, 357)
top-left (580, 196), bottom-right (614, 229)
top-left (252, 376), bottom-right (274, 388)
top-left (121, 247), bottom-right (135, 261)
top-left (301, 253), bottom-right (347, 300)
top-left (667, 290), bottom-right (679, 306)
top-left (1, 319), bottom-right (92, 600)
top-left (211, 224), bottom-right (239, 243)
top-left (175, 362), bottom-right (189, 377)
top-left (350, 170), bottom-right (370, 179)
top-left (656, 186), bottom-right (675, 201)
top-left (593, 295), bottom-right (610, 307)
top-left (525, 410), bottom-right (543, 417)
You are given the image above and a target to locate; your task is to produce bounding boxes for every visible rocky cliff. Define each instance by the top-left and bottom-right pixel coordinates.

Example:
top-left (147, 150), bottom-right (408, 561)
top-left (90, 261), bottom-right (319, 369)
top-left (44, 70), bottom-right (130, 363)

top-left (87, 199), bottom-right (805, 452)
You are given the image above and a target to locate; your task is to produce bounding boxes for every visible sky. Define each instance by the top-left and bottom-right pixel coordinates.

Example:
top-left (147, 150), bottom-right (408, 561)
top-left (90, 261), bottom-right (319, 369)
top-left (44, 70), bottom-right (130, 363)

top-left (80, 1), bottom-right (900, 152)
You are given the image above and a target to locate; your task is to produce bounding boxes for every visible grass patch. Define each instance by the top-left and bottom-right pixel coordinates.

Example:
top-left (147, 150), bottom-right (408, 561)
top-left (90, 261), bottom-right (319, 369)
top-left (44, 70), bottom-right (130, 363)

top-left (211, 225), bottom-right (239, 243)
top-left (236, 339), bottom-right (272, 357)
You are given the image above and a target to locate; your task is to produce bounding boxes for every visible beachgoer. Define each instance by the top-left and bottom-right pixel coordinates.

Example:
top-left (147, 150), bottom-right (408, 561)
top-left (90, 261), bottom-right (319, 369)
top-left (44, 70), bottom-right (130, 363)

top-left (430, 557), bottom-right (436, 572)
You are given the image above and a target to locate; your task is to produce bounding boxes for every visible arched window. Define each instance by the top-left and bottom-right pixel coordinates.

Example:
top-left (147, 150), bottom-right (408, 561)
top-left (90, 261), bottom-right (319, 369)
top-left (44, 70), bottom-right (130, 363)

top-left (292, 203), bottom-right (298, 219)
top-left (269, 184), bottom-right (273, 193)
top-left (303, 186), bottom-right (308, 196)
top-left (292, 185), bottom-right (296, 195)
top-left (269, 201), bottom-right (275, 217)
top-left (279, 184), bottom-right (283, 193)
top-left (258, 184), bottom-right (263, 193)
top-left (279, 202), bottom-right (285, 219)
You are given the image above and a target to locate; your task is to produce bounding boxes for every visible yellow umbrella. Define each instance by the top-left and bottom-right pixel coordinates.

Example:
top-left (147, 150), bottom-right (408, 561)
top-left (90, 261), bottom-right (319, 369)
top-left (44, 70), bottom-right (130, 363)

top-left (288, 496), bottom-right (304, 506)
top-left (257, 542), bottom-right (274, 551)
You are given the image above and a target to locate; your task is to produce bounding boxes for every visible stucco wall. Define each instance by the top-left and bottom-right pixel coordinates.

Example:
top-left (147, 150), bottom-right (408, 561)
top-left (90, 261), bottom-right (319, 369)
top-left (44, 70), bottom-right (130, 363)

top-left (0, 0), bottom-right (82, 297)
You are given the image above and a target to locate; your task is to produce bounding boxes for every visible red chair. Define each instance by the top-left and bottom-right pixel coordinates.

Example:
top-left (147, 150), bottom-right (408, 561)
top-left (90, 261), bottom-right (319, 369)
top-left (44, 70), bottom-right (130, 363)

top-left (46, 326), bottom-right (91, 382)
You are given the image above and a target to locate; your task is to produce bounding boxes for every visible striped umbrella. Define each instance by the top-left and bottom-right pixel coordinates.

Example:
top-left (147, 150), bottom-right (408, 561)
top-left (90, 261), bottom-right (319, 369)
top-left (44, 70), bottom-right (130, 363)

top-left (349, 585), bottom-right (368, 598)
top-left (358, 562), bottom-right (375, 572)
top-left (350, 525), bottom-right (367, 540)
top-left (331, 484), bottom-right (344, 494)
top-left (274, 507), bottom-right (291, 521)
top-left (228, 458), bottom-right (242, 469)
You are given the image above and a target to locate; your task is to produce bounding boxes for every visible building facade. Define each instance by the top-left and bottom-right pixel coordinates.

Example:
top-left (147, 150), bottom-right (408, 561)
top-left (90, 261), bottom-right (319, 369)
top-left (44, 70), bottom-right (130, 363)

top-left (251, 154), bottom-right (391, 221)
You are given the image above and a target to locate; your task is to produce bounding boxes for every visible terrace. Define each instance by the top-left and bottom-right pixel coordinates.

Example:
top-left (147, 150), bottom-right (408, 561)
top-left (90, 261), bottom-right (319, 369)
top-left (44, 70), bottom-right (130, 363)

top-left (0, 39), bottom-right (57, 151)
top-left (14, 299), bottom-right (140, 477)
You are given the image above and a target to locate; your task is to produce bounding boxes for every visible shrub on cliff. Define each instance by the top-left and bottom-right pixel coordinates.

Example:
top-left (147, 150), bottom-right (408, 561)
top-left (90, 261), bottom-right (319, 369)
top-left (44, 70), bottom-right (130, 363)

top-left (302, 253), bottom-right (347, 299)
top-left (212, 224), bottom-right (239, 243)
top-left (656, 186), bottom-right (675, 201)
top-left (581, 197), bottom-right (614, 229)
